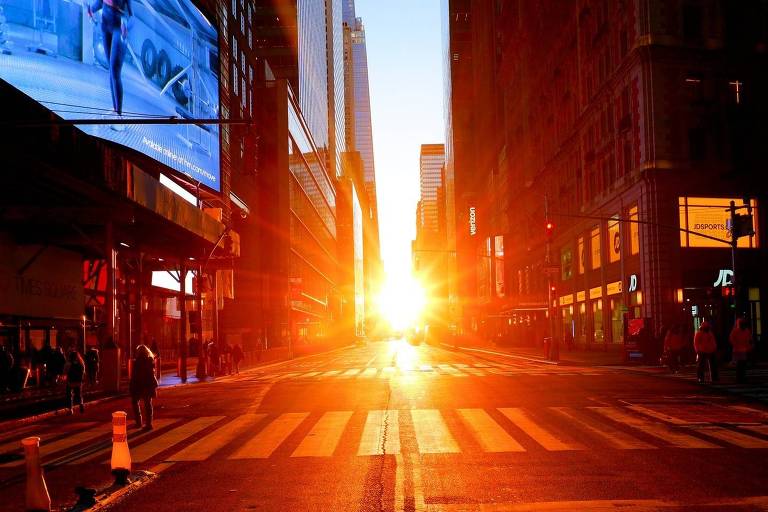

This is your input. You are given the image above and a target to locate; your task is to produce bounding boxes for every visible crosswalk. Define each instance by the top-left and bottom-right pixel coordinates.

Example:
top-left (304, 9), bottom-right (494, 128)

top-left (2, 404), bottom-right (768, 469)
top-left (228, 363), bottom-right (607, 383)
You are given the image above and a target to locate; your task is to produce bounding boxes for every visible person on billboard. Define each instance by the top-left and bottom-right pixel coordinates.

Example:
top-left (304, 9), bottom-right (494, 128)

top-left (87, 0), bottom-right (133, 131)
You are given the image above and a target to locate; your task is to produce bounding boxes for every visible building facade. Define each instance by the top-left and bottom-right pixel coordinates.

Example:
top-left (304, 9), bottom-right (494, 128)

top-left (444, 0), bottom-right (768, 353)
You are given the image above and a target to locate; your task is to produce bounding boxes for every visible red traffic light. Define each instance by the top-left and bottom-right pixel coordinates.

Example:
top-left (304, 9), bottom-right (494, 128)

top-left (545, 222), bottom-right (554, 237)
top-left (550, 285), bottom-right (556, 292)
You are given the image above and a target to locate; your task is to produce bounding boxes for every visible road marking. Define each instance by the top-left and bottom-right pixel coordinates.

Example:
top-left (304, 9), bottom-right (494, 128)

top-left (742, 424), bottom-right (768, 437)
top-left (1, 423), bottom-right (110, 467)
top-left (360, 367), bottom-right (379, 378)
top-left (590, 407), bottom-right (719, 449)
top-left (394, 453), bottom-right (405, 511)
top-left (380, 367), bottom-right (397, 378)
top-left (549, 407), bottom-right (654, 450)
top-left (131, 416), bottom-right (223, 462)
top-left (627, 405), bottom-right (699, 425)
top-left (689, 425), bottom-right (768, 449)
top-left (230, 412), bottom-right (309, 459)
top-left (0, 422), bottom-right (98, 456)
top-left (73, 419), bottom-right (177, 464)
top-left (411, 410), bottom-right (460, 454)
top-left (499, 408), bottom-right (582, 451)
top-left (299, 371), bottom-right (322, 378)
top-left (358, 410), bottom-right (400, 455)
top-left (456, 409), bottom-right (525, 452)
top-left (168, 413), bottom-right (265, 461)
top-left (365, 355), bottom-right (377, 367)
top-left (320, 370), bottom-right (342, 378)
top-left (418, 364), bottom-right (434, 372)
top-left (431, 496), bottom-right (768, 511)
top-left (437, 364), bottom-right (467, 376)
top-left (291, 411), bottom-right (353, 457)
top-left (342, 368), bottom-right (362, 377)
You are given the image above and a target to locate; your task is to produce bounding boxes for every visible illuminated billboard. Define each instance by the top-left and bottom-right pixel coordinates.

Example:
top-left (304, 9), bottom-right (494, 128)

top-left (0, 0), bottom-right (220, 190)
top-left (678, 197), bottom-right (759, 248)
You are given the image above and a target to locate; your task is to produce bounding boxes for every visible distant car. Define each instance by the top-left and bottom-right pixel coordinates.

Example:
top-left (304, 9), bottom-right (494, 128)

top-left (406, 326), bottom-right (424, 345)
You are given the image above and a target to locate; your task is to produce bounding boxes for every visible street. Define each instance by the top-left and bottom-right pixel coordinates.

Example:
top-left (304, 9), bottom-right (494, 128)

top-left (2, 340), bottom-right (768, 511)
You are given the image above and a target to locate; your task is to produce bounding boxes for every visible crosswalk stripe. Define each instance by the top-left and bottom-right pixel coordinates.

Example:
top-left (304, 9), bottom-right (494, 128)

top-left (461, 367), bottom-right (486, 376)
top-left (131, 417), bottom-right (223, 463)
top-left (342, 369), bottom-right (362, 377)
top-left (0, 422), bottom-right (99, 456)
top-left (590, 407), bottom-right (719, 449)
top-left (437, 364), bottom-right (466, 376)
top-left (499, 408), bottom-right (582, 451)
top-left (411, 410), bottom-right (460, 454)
top-left (73, 419), bottom-right (177, 464)
top-left (230, 412), bottom-right (310, 459)
top-left (291, 411), bottom-right (353, 457)
top-left (380, 367), bottom-right (397, 377)
top-left (358, 410), bottom-right (400, 455)
top-left (299, 371), bottom-right (322, 378)
top-left (360, 368), bottom-right (379, 378)
top-left (457, 409), bottom-right (524, 452)
top-left (1, 423), bottom-right (110, 467)
top-left (419, 364), bottom-right (434, 372)
top-left (627, 406), bottom-right (698, 425)
top-left (168, 414), bottom-right (265, 461)
top-left (549, 407), bottom-right (654, 450)
top-left (689, 426), bottom-right (768, 449)
top-left (320, 370), bottom-right (342, 377)
top-left (742, 425), bottom-right (768, 437)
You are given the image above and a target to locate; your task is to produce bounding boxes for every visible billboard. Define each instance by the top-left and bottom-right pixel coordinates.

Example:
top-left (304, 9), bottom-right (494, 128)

top-left (0, 0), bottom-right (221, 190)
top-left (678, 197), bottom-right (759, 248)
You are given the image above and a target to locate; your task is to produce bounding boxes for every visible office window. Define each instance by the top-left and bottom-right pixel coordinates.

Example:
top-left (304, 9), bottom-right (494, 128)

top-left (628, 205), bottom-right (640, 255)
top-left (577, 236), bottom-right (585, 274)
top-left (590, 226), bottom-right (601, 269)
top-left (607, 215), bottom-right (620, 263)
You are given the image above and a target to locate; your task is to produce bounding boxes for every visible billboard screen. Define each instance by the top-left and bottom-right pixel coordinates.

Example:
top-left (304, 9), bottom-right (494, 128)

top-left (678, 197), bottom-right (759, 248)
top-left (0, 0), bottom-right (221, 190)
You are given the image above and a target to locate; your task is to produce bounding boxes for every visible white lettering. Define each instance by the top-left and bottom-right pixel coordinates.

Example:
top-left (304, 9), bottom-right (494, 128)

top-left (713, 269), bottom-right (734, 287)
top-left (469, 207), bottom-right (477, 236)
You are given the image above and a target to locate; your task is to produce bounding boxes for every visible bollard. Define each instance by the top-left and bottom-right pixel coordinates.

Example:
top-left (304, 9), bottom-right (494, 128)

top-left (110, 411), bottom-right (131, 485)
top-left (22, 437), bottom-right (51, 512)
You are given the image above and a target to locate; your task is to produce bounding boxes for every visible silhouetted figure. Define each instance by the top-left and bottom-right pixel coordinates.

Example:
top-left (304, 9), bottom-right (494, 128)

top-left (85, 346), bottom-right (100, 386)
top-left (0, 346), bottom-right (13, 393)
top-left (694, 321), bottom-right (718, 383)
top-left (64, 351), bottom-right (86, 414)
top-left (730, 318), bottom-right (753, 384)
top-left (129, 345), bottom-right (159, 429)
top-left (49, 347), bottom-right (67, 385)
top-left (232, 344), bottom-right (244, 374)
top-left (663, 324), bottom-right (685, 373)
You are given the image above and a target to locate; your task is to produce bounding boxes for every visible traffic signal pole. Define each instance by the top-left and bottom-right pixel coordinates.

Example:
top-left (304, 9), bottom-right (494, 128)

top-left (545, 197), bottom-right (558, 361)
top-left (729, 201), bottom-right (739, 317)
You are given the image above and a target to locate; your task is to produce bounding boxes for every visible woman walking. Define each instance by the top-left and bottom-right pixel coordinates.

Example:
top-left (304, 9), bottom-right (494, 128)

top-left (129, 345), bottom-right (158, 429)
top-left (64, 351), bottom-right (86, 414)
top-left (694, 321), bottom-right (718, 383)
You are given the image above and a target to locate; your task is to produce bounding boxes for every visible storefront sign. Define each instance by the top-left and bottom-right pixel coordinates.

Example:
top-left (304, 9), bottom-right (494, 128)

top-left (628, 274), bottom-right (639, 292)
top-left (589, 286), bottom-right (603, 299)
top-left (576, 290), bottom-right (586, 302)
top-left (713, 269), bottom-right (734, 287)
top-left (469, 207), bottom-right (477, 236)
top-left (606, 281), bottom-right (623, 296)
top-left (678, 197), bottom-right (759, 248)
top-left (0, 242), bottom-right (84, 319)
top-left (559, 294), bottom-right (574, 306)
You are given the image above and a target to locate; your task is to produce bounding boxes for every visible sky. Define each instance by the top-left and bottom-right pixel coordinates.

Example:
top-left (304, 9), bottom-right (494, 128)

top-left (355, 0), bottom-right (445, 286)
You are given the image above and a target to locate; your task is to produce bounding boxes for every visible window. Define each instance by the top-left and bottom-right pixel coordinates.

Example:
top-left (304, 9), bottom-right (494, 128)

top-left (577, 236), bottom-right (585, 274)
top-left (607, 215), bottom-right (621, 263)
top-left (590, 226), bottom-right (602, 269)
top-left (628, 206), bottom-right (640, 255)
top-left (561, 246), bottom-right (573, 281)
top-left (592, 299), bottom-right (604, 343)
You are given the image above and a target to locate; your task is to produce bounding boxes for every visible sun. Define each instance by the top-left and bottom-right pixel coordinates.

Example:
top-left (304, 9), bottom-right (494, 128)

top-left (375, 273), bottom-right (427, 331)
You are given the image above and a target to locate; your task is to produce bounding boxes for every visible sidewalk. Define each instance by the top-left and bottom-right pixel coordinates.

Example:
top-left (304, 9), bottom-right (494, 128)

top-left (442, 339), bottom-right (624, 366)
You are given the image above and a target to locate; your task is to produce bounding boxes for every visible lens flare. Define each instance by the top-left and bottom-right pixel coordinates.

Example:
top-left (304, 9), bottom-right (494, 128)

top-left (375, 274), bottom-right (427, 331)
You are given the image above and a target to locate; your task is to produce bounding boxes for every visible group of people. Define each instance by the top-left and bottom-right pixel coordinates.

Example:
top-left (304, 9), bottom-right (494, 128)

top-left (202, 340), bottom-right (244, 377)
top-left (664, 318), bottom-right (754, 383)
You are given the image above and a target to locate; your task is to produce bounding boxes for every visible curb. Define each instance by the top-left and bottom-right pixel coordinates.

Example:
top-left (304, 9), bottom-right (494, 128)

top-left (439, 343), bottom-right (560, 366)
top-left (68, 470), bottom-right (158, 512)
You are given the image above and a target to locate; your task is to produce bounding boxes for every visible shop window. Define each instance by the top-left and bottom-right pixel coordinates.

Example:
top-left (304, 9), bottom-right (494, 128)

top-left (610, 298), bottom-right (624, 344)
top-left (590, 226), bottom-right (602, 269)
top-left (608, 215), bottom-right (621, 263)
top-left (592, 300), bottom-right (604, 343)
top-left (578, 302), bottom-right (587, 343)
top-left (628, 205), bottom-right (640, 254)
top-left (561, 246), bottom-right (573, 281)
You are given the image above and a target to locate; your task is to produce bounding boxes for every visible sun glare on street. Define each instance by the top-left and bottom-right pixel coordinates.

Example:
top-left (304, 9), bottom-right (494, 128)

top-left (376, 274), bottom-right (427, 332)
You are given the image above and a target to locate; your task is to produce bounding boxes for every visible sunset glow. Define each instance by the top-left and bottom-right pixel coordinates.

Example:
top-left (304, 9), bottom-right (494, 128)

top-left (375, 272), bottom-right (427, 331)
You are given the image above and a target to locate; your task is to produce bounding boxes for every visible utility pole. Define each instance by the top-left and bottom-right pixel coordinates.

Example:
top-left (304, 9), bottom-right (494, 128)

top-left (544, 196), bottom-right (558, 361)
top-left (728, 199), bottom-right (755, 320)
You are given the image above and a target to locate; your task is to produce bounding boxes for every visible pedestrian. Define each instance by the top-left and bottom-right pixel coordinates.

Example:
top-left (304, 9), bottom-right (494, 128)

top-left (63, 351), bottom-right (86, 414)
top-left (663, 324), bottom-right (685, 373)
top-left (129, 344), bottom-right (159, 430)
top-left (207, 340), bottom-right (219, 377)
top-left (729, 318), bottom-right (753, 384)
top-left (232, 343), bottom-right (244, 375)
top-left (222, 343), bottom-right (233, 375)
top-left (85, 346), bottom-right (100, 386)
top-left (49, 347), bottom-right (67, 386)
top-left (0, 346), bottom-right (13, 393)
top-left (693, 321), bottom-right (718, 383)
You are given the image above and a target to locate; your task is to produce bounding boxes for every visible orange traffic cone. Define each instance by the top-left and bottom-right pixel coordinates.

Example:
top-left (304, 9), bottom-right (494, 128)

top-left (22, 436), bottom-right (51, 511)
top-left (110, 411), bottom-right (131, 485)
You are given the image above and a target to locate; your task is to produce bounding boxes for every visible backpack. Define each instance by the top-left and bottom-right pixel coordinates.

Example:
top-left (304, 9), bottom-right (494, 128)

top-left (67, 361), bottom-right (85, 383)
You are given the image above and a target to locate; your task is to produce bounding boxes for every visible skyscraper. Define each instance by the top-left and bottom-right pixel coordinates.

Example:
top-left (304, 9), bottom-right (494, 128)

top-left (419, 144), bottom-right (446, 235)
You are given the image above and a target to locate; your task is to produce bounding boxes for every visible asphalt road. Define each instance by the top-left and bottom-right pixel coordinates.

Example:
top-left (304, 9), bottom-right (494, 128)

top-left (2, 340), bottom-right (768, 511)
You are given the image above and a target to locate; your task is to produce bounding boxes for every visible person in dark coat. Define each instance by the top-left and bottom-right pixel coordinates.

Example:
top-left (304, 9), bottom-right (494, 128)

top-left (49, 347), bottom-right (67, 385)
top-left (85, 346), bottom-right (100, 386)
top-left (64, 351), bottom-right (86, 414)
top-left (232, 344), bottom-right (244, 375)
top-left (129, 345), bottom-right (159, 429)
top-left (0, 346), bottom-right (13, 393)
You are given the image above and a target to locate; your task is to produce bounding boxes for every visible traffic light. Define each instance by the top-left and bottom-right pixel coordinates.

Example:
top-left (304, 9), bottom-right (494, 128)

top-left (545, 221), bottom-right (554, 239)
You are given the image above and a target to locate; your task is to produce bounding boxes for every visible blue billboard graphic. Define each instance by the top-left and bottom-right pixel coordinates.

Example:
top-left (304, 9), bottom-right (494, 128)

top-left (0, 0), bottom-right (221, 190)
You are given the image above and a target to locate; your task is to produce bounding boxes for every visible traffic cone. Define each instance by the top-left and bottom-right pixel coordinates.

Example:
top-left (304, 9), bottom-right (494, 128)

top-left (22, 436), bottom-right (51, 511)
top-left (110, 411), bottom-right (131, 485)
